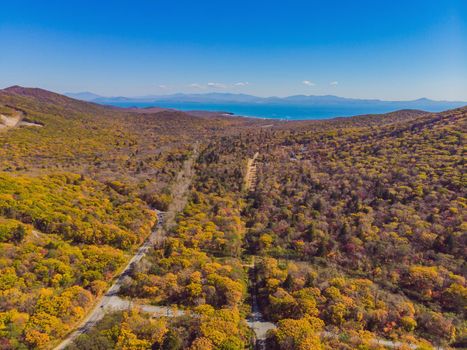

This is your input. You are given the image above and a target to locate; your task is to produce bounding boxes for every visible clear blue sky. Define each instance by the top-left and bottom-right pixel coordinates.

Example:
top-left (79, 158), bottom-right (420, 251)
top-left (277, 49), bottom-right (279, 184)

top-left (1, 0), bottom-right (466, 100)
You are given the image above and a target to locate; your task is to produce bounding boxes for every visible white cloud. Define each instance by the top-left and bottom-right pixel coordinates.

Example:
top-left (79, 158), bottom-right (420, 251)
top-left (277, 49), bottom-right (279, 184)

top-left (234, 82), bottom-right (249, 86)
top-left (159, 84), bottom-right (168, 89)
top-left (302, 80), bottom-right (316, 86)
top-left (330, 81), bottom-right (339, 86)
top-left (207, 82), bottom-right (226, 89)
top-left (190, 83), bottom-right (204, 89)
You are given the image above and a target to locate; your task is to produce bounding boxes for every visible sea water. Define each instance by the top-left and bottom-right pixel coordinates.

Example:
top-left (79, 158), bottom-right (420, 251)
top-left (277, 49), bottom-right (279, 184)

top-left (105, 101), bottom-right (458, 120)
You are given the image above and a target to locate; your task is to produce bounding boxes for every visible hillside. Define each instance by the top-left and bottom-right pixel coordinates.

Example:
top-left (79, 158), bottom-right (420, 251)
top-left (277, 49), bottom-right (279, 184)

top-left (0, 87), bottom-right (465, 350)
top-left (0, 86), bottom-right (261, 349)
top-left (243, 106), bottom-right (466, 348)
top-left (73, 105), bottom-right (465, 349)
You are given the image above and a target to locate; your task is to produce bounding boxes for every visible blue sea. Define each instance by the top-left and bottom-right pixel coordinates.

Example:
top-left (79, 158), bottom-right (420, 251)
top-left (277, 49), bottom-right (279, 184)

top-left (106, 101), bottom-right (456, 120)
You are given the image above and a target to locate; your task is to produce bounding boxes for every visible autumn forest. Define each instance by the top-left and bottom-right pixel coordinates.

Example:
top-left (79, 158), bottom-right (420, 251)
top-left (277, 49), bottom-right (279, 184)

top-left (0, 86), bottom-right (465, 350)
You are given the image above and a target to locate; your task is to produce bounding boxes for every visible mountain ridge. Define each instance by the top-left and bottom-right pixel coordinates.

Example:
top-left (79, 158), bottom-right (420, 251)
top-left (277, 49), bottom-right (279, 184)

top-left (5, 86), bottom-right (467, 121)
top-left (64, 90), bottom-right (467, 105)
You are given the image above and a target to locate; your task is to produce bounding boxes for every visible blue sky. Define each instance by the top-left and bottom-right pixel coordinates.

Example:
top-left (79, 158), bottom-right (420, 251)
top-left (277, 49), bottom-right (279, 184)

top-left (1, 0), bottom-right (466, 100)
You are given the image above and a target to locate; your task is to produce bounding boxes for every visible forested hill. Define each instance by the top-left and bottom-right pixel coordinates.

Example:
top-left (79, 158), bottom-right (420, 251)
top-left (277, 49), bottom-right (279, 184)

top-left (0, 86), bottom-right (256, 349)
top-left (0, 86), bottom-right (465, 349)
top-left (110, 104), bottom-right (465, 349)
top-left (242, 105), bottom-right (466, 348)
top-left (0, 86), bottom-right (261, 186)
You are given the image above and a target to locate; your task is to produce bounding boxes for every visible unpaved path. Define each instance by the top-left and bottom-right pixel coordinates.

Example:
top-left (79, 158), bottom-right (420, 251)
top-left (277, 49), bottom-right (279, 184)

top-left (244, 165), bottom-right (276, 349)
top-left (244, 152), bottom-right (259, 191)
top-left (162, 142), bottom-right (198, 230)
top-left (53, 210), bottom-right (165, 350)
top-left (246, 256), bottom-right (276, 350)
top-left (54, 146), bottom-right (198, 350)
top-left (99, 295), bottom-right (186, 318)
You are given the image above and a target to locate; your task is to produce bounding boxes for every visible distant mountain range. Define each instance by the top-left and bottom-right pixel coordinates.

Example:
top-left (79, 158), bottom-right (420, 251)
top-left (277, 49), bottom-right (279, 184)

top-left (65, 91), bottom-right (103, 101)
top-left (65, 92), bottom-right (467, 112)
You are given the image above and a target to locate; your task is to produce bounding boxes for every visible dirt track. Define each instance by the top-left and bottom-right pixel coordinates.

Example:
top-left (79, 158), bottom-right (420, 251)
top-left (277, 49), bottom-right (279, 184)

top-left (54, 146), bottom-right (198, 350)
top-left (244, 152), bottom-right (259, 191)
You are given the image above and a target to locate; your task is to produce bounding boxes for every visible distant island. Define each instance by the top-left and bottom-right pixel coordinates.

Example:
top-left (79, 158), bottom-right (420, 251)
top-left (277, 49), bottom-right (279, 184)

top-left (65, 91), bottom-right (467, 120)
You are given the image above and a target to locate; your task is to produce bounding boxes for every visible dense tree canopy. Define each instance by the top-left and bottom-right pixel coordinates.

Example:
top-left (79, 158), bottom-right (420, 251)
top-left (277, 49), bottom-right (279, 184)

top-left (0, 87), bottom-right (465, 349)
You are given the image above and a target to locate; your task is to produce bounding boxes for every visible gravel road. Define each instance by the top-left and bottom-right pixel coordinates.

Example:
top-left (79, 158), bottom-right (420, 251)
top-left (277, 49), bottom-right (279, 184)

top-left (54, 146), bottom-right (198, 350)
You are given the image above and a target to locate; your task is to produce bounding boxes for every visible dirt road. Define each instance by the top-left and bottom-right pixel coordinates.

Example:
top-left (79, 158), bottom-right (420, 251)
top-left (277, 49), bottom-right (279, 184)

top-left (97, 295), bottom-right (186, 318)
top-left (244, 152), bottom-right (259, 191)
top-left (246, 256), bottom-right (276, 350)
top-left (53, 210), bottom-right (165, 350)
top-left (54, 146), bottom-right (198, 350)
top-left (162, 142), bottom-right (198, 230)
top-left (0, 109), bottom-right (42, 131)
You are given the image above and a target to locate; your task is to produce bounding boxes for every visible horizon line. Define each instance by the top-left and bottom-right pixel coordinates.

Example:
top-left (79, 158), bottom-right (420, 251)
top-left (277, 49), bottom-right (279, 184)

top-left (63, 90), bottom-right (467, 103)
top-left (2, 85), bottom-right (466, 103)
